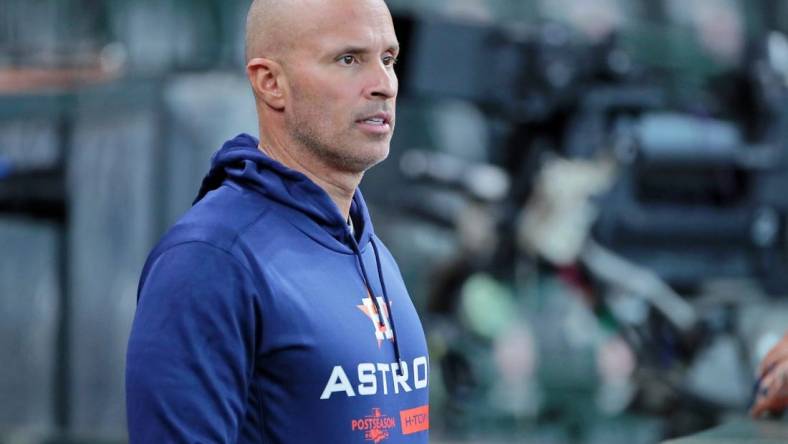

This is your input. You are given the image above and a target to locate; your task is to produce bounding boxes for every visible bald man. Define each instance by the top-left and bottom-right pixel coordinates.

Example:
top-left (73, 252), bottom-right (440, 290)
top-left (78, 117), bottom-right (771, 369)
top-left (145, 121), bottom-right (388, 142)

top-left (125, 0), bottom-right (430, 442)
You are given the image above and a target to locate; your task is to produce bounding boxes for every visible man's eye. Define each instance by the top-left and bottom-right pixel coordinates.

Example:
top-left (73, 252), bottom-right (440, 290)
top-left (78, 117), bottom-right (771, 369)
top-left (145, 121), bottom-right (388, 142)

top-left (339, 55), bottom-right (357, 65)
top-left (383, 56), bottom-right (398, 66)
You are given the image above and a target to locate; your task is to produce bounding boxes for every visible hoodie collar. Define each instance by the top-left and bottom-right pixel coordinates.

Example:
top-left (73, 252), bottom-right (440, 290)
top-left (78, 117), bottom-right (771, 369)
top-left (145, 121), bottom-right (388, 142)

top-left (194, 133), bottom-right (374, 253)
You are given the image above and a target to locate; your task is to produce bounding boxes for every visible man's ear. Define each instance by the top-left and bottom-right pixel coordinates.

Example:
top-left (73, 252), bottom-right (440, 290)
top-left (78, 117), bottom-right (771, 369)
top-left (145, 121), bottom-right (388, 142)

top-left (247, 57), bottom-right (286, 111)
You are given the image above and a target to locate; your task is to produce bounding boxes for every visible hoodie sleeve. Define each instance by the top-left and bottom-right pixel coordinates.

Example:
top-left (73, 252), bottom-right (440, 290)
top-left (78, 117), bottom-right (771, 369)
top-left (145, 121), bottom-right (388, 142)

top-left (126, 241), bottom-right (261, 443)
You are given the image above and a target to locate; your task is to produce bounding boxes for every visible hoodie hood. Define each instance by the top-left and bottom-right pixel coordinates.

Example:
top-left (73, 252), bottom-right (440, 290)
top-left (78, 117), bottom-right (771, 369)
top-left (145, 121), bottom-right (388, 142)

top-left (194, 133), bottom-right (373, 252)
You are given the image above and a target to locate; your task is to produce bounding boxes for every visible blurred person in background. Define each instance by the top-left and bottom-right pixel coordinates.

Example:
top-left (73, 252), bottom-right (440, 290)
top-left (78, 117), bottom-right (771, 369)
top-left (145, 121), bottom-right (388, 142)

top-left (538, 0), bottom-right (626, 42)
top-left (666, 0), bottom-right (744, 66)
top-left (753, 332), bottom-right (788, 417)
top-left (124, 0), bottom-right (429, 442)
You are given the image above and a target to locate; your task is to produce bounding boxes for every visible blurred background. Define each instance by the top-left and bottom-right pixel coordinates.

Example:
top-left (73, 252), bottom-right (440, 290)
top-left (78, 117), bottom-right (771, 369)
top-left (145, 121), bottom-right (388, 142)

top-left (3, 0), bottom-right (788, 443)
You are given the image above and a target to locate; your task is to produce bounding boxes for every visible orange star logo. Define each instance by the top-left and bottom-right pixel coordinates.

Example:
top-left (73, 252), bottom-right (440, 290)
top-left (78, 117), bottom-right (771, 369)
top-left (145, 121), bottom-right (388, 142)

top-left (357, 291), bottom-right (394, 348)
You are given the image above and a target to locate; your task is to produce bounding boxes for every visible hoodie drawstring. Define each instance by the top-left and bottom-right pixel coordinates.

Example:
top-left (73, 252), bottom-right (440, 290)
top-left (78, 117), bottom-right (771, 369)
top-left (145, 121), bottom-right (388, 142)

top-left (349, 234), bottom-right (404, 375)
top-left (370, 238), bottom-right (403, 372)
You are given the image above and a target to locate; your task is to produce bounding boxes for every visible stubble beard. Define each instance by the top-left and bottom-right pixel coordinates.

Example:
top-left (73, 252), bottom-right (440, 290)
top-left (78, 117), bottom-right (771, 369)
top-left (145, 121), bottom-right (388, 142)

top-left (288, 109), bottom-right (390, 174)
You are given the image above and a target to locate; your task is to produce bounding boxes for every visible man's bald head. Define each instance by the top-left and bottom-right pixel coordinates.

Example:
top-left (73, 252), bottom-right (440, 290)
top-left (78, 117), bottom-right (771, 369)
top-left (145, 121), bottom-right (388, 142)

top-left (245, 0), bottom-right (290, 62)
top-left (245, 0), bottom-right (394, 62)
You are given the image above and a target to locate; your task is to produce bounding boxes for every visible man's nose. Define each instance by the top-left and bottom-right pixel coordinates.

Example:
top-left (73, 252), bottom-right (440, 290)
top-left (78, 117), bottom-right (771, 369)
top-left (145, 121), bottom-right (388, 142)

top-left (365, 61), bottom-right (397, 100)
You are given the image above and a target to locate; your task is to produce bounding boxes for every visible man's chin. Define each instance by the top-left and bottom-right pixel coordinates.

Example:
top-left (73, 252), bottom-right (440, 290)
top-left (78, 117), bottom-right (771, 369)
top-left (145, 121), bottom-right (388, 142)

top-left (342, 142), bottom-right (390, 173)
top-left (364, 142), bottom-right (390, 165)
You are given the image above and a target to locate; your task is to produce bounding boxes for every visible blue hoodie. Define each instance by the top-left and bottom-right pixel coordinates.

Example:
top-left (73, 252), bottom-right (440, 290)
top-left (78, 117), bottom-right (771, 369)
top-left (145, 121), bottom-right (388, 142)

top-left (126, 134), bottom-right (430, 443)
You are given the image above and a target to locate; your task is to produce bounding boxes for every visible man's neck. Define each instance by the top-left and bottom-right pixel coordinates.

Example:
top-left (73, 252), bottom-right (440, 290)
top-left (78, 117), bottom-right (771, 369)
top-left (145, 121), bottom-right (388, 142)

top-left (257, 138), bottom-right (361, 219)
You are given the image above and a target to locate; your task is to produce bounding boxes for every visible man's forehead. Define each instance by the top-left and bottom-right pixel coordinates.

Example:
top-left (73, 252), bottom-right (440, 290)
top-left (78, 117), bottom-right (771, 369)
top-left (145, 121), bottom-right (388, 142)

top-left (291, 0), bottom-right (397, 49)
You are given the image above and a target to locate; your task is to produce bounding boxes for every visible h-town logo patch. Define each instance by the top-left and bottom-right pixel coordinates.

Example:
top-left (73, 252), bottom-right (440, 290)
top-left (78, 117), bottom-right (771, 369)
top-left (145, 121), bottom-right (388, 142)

top-left (351, 407), bottom-right (396, 443)
top-left (357, 292), bottom-right (394, 347)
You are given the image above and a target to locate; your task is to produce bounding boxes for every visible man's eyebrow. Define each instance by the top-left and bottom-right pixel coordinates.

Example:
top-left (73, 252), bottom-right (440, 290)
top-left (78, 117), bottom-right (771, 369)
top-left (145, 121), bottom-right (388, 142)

top-left (336, 46), bottom-right (369, 56)
top-left (334, 44), bottom-right (400, 55)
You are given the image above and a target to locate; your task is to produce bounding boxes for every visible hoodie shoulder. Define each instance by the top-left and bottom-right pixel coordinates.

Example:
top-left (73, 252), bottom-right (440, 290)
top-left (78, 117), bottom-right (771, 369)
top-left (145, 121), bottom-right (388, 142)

top-left (145, 184), bottom-right (277, 274)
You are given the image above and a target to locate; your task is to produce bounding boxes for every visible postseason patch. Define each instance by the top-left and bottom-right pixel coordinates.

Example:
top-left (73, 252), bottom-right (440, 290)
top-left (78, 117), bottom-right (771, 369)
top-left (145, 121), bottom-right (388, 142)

top-left (351, 408), bottom-right (397, 443)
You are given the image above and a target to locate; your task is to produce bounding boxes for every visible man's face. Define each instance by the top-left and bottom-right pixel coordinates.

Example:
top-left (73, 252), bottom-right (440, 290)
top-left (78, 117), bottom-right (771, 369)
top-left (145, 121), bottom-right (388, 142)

top-left (282, 0), bottom-right (399, 174)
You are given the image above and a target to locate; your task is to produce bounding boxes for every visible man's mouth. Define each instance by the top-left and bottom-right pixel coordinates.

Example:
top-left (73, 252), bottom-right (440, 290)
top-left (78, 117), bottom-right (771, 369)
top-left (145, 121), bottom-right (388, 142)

top-left (356, 112), bottom-right (393, 134)
top-left (361, 117), bottom-right (386, 125)
top-left (357, 112), bottom-right (391, 125)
